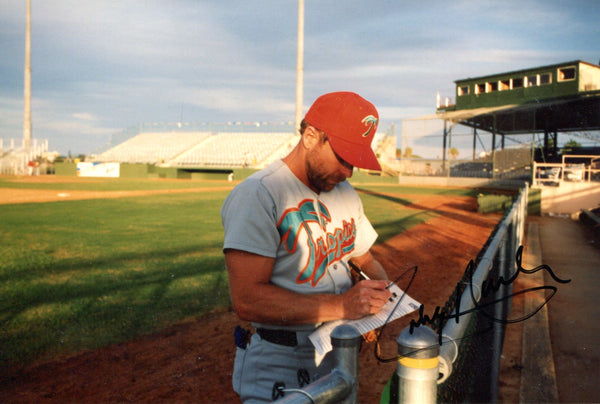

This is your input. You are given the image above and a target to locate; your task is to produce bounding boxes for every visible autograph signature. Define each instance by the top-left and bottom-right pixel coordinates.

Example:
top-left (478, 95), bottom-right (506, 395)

top-left (376, 245), bottom-right (571, 362)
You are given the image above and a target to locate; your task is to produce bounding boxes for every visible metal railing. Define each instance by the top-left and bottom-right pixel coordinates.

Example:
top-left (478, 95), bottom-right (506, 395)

top-left (275, 325), bottom-right (361, 403)
top-left (533, 155), bottom-right (600, 186)
top-left (394, 183), bottom-right (528, 403)
top-left (274, 184), bottom-right (529, 403)
top-left (0, 138), bottom-right (49, 175)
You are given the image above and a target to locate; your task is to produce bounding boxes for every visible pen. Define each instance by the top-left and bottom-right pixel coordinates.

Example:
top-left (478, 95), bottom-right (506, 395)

top-left (350, 260), bottom-right (395, 288)
top-left (348, 260), bottom-right (371, 280)
top-left (350, 261), bottom-right (397, 302)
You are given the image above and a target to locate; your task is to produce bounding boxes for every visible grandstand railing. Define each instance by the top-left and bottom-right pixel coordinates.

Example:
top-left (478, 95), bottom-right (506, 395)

top-left (533, 154), bottom-right (600, 186)
top-left (276, 184), bottom-right (529, 403)
top-left (0, 138), bottom-right (49, 175)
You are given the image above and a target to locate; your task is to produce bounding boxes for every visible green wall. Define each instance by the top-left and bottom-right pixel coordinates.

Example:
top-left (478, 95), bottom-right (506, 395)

top-left (455, 62), bottom-right (582, 110)
top-left (54, 162), bottom-right (77, 176)
top-left (119, 164), bottom-right (150, 178)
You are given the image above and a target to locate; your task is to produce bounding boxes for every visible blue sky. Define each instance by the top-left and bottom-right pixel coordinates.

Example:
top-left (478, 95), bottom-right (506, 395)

top-left (1, 0), bottom-right (599, 156)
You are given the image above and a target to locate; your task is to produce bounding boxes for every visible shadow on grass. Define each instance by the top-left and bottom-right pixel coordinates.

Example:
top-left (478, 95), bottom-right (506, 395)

top-left (355, 187), bottom-right (436, 243)
top-left (0, 244), bottom-right (228, 371)
top-left (354, 187), bottom-right (413, 207)
top-left (373, 211), bottom-right (438, 243)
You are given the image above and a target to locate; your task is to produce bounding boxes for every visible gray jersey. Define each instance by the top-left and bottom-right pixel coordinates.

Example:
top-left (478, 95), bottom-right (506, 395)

top-left (222, 160), bottom-right (377, 331)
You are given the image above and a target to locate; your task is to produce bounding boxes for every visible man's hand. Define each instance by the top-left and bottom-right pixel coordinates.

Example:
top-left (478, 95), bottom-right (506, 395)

top-left (342, 280), bottom-right (391, 320)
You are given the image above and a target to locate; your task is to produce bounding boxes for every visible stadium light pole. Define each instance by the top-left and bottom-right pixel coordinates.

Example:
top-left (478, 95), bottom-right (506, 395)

top-left (23, 0), bottom-right (32, 150)
top-left (295, 0), bottom-right (304, 135)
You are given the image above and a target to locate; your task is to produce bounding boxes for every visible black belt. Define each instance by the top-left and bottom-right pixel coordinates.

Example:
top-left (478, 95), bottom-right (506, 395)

top-left (256, 328), bottom-right (298, 347)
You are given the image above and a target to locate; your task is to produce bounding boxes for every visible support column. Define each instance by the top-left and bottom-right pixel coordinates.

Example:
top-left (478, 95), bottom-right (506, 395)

top-left (491, 115), bottom-right (497, 176)
top-left (294, 0), bottom-right (304, 134)
top-left (23, 0), bottom-right (32, 150)
top-left (442, 120), bottom-right (448, 173)
top-left (472, 127), bottom-right (477, 160)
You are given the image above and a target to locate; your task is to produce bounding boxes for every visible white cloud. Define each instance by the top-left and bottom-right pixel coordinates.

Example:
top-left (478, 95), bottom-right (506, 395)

top-left (72, 112), bottom-right (98, 122)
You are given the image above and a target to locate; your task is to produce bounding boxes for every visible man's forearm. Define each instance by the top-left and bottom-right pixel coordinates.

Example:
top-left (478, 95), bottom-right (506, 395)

top-left (232, 281), bottom-right (345, 325)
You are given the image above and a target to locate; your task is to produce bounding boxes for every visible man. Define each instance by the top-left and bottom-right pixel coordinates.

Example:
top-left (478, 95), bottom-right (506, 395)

top-left (221, 91), bottom-right (391, 403)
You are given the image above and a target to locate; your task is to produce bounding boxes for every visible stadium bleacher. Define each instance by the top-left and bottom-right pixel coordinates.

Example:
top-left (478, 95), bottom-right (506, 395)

top-left (94, 132), bottom-right (211, 165)
top-left (172, 132), bottom-right (295, 168)
top-left (93, 126), bottom-right (391, 170)
top-left (94, 131), bottom-right (298, 168)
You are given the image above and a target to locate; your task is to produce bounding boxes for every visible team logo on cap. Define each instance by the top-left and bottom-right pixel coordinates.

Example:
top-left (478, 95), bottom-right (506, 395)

top-left (361, 115), bottom-right (378, 137)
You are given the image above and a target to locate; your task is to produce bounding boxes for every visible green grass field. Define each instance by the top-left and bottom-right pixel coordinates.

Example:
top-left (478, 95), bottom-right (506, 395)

top-left (0, 177), bottom-right (477, 371)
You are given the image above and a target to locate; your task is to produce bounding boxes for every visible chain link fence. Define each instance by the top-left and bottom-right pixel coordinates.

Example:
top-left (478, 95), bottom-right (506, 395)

top-left (397, 118), bottom-right (533, 181)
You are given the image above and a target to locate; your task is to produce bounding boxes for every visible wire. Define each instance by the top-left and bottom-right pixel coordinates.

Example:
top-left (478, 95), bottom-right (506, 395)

top-left (374, 265), bottom-right (419, 363)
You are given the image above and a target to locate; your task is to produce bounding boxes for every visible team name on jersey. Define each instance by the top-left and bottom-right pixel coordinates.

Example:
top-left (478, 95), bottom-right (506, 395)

top-left (277, 199), bottom-right (356, 287)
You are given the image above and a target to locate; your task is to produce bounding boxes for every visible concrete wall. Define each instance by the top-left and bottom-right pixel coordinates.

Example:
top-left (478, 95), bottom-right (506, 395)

top-left (398, 175), bottom-right (525, 188)
top-left (535, 182), bottom-right (600, 216)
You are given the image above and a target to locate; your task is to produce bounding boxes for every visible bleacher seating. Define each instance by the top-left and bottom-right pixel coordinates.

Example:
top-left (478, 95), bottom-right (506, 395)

top-left (94, 132), bottom-right (210, 164)
top-left (172, 132), bottom-right (295, 167)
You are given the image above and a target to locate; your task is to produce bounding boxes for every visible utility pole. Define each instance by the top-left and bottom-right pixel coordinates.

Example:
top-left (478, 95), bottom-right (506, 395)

top-left (23, 0), bottom-right (32, 150)
top-left (295, 0), bottom-right (304, 135)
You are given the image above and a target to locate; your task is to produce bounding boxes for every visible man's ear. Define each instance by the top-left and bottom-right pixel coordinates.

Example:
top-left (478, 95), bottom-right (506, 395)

top-left (301, 125), bottom-right (321, 150)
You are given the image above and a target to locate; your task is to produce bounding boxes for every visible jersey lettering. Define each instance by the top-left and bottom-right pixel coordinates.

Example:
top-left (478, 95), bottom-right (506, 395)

top-left (277, 199), bottom-right (357, 287)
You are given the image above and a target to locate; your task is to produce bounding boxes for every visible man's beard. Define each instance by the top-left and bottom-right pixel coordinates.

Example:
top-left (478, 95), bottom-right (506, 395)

top-left (306, 160), bottom-right (345, 193)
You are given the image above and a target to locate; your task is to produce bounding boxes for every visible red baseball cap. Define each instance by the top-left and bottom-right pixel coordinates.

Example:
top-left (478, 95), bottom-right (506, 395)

top-left (304, 91), bottom-right (381, 171)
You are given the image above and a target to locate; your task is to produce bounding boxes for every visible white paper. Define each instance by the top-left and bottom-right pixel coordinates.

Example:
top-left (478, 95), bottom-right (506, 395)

top-left (309, 284), bottom-right (421, 356)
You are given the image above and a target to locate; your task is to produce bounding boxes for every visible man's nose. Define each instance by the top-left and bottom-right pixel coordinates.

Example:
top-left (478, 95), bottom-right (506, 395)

top-left (341, 163), bottom-right (354, 178)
